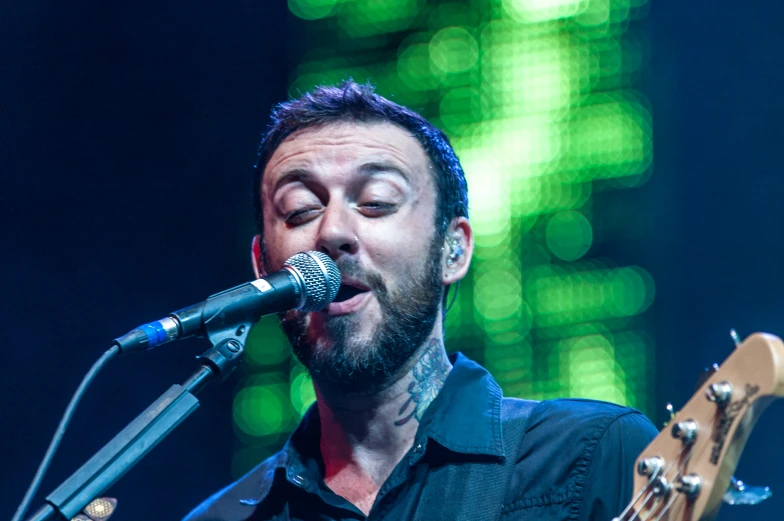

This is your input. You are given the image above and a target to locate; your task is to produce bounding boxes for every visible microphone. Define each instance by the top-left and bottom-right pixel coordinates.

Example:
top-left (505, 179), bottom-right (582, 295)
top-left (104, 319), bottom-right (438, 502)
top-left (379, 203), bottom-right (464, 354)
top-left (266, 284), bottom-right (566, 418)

top-left (114, 251), bottom-right (340, 353)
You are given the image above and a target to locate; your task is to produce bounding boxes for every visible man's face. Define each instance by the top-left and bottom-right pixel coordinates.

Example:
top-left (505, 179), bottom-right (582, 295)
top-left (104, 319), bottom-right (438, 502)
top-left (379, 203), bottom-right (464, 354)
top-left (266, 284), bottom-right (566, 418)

top-left (260, 121), bottom-right (445, 391)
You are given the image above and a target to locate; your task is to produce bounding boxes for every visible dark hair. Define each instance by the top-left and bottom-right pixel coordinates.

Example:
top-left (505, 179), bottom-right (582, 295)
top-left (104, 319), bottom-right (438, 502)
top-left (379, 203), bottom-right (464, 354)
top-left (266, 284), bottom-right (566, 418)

top-left (252, 81), bottom-right (469, 241)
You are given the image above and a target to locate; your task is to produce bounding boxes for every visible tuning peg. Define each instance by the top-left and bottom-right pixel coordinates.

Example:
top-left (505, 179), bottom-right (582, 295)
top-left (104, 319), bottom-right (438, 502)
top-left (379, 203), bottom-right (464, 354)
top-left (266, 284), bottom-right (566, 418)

top-left (671, 419), bottom-right (698, 445)
top-left (676, 474), bottom-right (702, 498)
top-left (730, 328), bottom-right (742, 346)
top-left (651, 475), bottom-right (673, 497)
top-left (706, 381), bottom-right (732, 407)
top-left (637, 456), bottom-right (664, 478)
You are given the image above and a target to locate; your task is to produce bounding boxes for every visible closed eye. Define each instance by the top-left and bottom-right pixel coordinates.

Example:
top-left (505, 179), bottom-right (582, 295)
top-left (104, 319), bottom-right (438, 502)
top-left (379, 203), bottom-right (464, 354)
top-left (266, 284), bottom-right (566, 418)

top-left (358, 201), bottom-right (397, 217)
top-left (286, 207), bottom-right (322, 225)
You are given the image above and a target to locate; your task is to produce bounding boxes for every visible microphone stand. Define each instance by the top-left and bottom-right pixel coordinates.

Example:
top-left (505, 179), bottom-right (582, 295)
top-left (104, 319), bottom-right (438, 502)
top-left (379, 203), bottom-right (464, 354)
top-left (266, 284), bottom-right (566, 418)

top-left (24, 336), bottom-right (246, 521)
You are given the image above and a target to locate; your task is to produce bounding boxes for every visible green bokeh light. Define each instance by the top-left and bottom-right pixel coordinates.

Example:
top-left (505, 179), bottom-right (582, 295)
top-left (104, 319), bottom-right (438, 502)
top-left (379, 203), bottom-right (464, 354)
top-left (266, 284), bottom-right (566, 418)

top-left (502, 0), bottom-right (586, 23)
top-left (546, 210), bottom-right (593, 261)
top-left (429, 27), bottom-right (479, 74)
top-left (290, 368), bottom-right (317, 417)
top-left (244, 316), bottom-right (290, 368)
top-left (288, 0), bottom-right (340, 20)
top-left (525, 264), bottom-right (654, 327)
top-left (233, 382), bottom-right (289, 437)
top-left (398, 41), bottom-right (441, 91)
top-left (338, 0), bottom-right (423, 37)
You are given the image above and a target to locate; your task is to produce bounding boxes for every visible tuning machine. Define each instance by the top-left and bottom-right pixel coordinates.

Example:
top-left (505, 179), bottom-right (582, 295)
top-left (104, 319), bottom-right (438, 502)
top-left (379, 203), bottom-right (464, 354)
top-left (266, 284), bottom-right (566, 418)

top-left (671, 419), bottom-right (698, 445)
top-left (637, 456), bottom-right (664, 479)
top-left (706, 381), bottom-right (732, 406)
top-left (675, 474), bottom-right (702, 498)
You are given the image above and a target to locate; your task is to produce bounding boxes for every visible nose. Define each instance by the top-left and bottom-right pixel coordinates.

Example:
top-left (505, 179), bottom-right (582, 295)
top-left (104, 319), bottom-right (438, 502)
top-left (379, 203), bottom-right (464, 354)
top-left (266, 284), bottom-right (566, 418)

top-left (315, 202), bottom-right (358, 259)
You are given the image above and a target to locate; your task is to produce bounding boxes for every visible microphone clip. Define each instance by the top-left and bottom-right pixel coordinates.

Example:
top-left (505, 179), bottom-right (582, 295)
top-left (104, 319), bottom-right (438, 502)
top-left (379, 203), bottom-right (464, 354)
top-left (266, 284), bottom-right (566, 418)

top-left (195, 337), bottom-right (246, 383)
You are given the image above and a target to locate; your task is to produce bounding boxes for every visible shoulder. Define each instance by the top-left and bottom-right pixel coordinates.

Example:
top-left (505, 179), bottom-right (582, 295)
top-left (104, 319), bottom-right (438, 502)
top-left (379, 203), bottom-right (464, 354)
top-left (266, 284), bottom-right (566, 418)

top-left (501, 398), bottom-right (658, 518)
top-left (529, 398), bottom-right (655, 434)
top-left (181, 452), bottom-right (285, 521)
top-left (504, 396), bottom-right (657, 444)
top-left (516, 397), bottom-right (658, 466)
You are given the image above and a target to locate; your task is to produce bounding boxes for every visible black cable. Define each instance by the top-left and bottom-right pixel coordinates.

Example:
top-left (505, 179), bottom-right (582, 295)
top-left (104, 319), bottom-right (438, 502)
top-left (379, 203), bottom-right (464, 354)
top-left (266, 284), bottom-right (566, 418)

top-left (445, 280), bottom-right (461, 314)
top-left (12, 345), bottom-right (121, 521)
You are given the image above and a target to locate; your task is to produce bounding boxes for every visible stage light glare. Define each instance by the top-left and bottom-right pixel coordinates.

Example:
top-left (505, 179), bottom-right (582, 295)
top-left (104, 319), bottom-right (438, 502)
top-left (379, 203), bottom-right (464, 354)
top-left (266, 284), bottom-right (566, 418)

top-left (546, 210), bottom-right (593, 261)
top-left (439, 87), bottom-right (482, 134)
top-left (474, 269), bottom-right (523, 322)
top-left (486, 341), bottom-right (532, 373)
top-left (429, 27), bottom-right (479, 74)
top-left (245, 317), bottom-right (290, 368)
top-left (339, 0), bottom-right (421, 37)
top-left (562, 333), bottom-right (629, 404)
top-left (233, 385), bottom-right (287, 437)
top-left (526, 265), bottom-right (653, 326)
top-left (290, 372), bottom-right (317, 417)
top-left (398, 43), bottom-right (440, 91)
top-left (288, 0), bottom-right (340, 20)
top-left (502, 0), bottom-right (587, 23)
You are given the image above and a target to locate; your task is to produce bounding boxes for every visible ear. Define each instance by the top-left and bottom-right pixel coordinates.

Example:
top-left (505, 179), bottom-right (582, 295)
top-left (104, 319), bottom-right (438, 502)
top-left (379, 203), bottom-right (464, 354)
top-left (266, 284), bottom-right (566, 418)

top-left (441, 217), bottom-right (473, 286)
top-left (250, 235), bottom-right (268, 278)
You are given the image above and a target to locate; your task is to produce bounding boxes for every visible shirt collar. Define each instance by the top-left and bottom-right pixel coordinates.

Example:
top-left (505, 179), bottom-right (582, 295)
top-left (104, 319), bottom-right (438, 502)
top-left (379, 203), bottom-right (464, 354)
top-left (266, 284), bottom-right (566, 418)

top-left (241, 352), bottom-right (506, 506)
top-left (237, 409), bottom-right (320, 506)
top-left (418, 352), bottom-right (505, 459)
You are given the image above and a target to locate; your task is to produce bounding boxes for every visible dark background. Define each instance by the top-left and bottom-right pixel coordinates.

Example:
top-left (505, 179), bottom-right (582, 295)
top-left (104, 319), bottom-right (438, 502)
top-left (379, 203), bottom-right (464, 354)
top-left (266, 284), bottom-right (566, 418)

top-left (2, 2), bottom-right (784, 520)
top-left (1, 2), bottom-right (291, 519)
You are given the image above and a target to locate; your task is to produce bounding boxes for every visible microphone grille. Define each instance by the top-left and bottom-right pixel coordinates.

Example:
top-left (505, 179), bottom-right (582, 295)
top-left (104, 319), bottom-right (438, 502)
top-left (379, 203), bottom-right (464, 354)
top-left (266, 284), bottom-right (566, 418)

top-left (284, 251), bottom-right (341, 311)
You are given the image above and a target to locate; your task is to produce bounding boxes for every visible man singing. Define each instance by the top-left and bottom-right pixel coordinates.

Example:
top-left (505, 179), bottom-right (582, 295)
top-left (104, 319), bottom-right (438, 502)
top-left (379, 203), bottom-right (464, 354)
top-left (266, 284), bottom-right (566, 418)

top-left (183, 81), bottom-right (658, 521)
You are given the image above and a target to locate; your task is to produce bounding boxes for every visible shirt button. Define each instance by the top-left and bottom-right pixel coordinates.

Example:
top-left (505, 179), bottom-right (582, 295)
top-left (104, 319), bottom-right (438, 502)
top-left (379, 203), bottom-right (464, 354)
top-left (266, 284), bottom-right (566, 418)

top-left (291, 474), bottom-right (306, 487)
top-left (414, 442), bottom-right (424, 453)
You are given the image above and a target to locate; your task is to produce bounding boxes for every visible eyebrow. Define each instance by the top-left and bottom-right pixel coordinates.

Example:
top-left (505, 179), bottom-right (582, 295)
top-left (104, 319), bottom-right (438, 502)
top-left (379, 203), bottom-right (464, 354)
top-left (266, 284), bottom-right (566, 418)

top-left (272, 168), bottom-right (314, 194)
top-left (271, 161), bottom-right (412, 194)
top-left (357, 161), bottom-right (411, 184)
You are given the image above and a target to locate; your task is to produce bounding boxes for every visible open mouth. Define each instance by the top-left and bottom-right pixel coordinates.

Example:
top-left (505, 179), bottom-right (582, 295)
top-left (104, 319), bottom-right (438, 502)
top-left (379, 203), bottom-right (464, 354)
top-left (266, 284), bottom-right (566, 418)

top-left (332, 283), bottom-right (371, 303)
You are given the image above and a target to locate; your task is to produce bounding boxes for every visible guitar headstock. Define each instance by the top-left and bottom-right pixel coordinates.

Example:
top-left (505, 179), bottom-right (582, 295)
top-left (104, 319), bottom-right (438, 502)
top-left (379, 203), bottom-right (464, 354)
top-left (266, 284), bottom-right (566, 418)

top-left (619, 333), bottom-right (784, 521)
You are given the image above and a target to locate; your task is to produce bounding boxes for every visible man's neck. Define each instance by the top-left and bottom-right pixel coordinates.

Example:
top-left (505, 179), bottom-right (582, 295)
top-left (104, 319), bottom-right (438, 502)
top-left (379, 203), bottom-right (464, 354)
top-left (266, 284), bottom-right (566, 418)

top-left (313, 337), bottom-right (452, 514)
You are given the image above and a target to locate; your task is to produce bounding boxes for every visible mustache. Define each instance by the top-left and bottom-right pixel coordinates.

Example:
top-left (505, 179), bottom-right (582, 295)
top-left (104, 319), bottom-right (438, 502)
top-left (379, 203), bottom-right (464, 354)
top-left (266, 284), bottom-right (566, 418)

top-left (279, 257), bottom-right (388, 327)
top-left (335, 258), bottom-right (387, 295)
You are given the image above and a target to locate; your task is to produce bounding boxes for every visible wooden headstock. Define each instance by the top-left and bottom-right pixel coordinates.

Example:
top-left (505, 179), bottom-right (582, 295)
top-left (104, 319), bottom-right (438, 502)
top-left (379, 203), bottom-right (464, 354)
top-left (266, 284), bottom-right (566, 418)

top-left (618, 333), bottom-right (784, 521)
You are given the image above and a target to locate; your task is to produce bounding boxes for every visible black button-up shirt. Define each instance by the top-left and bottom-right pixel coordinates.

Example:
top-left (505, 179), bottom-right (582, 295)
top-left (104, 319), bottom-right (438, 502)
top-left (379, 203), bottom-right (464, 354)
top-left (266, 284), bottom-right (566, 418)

top-left (183, 353), bottom-right (658, 521)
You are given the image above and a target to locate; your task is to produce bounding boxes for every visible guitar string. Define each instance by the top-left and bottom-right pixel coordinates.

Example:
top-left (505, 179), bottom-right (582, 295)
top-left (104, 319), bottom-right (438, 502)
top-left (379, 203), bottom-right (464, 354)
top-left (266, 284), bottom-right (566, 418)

top-left (630, 460), bottom-right (680, 521)
top-left (652, 377), bottom-right (760, 521)
top-left (628, 382), bottom-right (752, 521)
top-left (651, 432), bottom-right (709, 521)
top-left (621, 442), bottom-right (694, 521)
top-left (650, 492), bottom-right (679, 521)
top-left (639, 497), bottom-right (664, 521)
top-left (619, 456), bottom-right (679, 521)
top-left (643, 438), bottom-right (698, 521)
top-left (618, 482), bottom-right (655, 521)
top-left (624, 490), bottom-right (654, 521)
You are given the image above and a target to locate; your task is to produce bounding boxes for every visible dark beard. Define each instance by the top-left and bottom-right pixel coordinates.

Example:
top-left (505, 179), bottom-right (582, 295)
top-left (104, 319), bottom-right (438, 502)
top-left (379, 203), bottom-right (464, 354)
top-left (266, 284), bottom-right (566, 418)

top-left (278, 238), bottom-right (444, 393)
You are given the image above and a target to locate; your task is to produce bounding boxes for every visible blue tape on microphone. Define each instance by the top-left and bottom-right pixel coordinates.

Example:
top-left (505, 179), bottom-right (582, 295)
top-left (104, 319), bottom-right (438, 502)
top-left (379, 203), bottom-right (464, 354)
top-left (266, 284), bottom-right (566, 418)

top-left (139, 322), bottom-right (168, 348)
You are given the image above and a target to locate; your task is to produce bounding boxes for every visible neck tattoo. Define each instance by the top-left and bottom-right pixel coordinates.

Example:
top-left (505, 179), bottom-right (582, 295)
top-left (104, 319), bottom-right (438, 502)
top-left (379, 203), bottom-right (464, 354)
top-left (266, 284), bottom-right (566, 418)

top-left (394, 339), bottom-right (450, 426)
